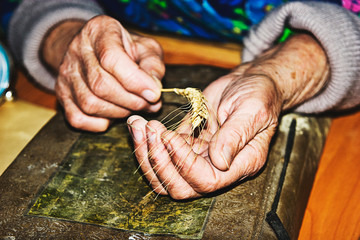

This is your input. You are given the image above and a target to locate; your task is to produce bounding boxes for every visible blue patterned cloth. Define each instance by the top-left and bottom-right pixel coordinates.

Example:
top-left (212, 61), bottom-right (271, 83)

top-left (98, 0), bottom-right (344, 41)
top-left (1, 0), bottom-right (358, 42)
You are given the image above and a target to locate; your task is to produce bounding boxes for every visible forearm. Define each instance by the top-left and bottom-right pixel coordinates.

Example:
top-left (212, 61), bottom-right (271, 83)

top-left (243, 34), bottom-right (330, 110)
top-left (242, 1), bottom-right (360, 112)
top-left (42, 20), bottom-right (86, 73)
top-left (8, 0), bottom-right (103, 90)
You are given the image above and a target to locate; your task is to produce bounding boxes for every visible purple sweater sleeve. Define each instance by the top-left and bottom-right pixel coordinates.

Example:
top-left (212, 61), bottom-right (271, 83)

top-left (242, 1), bottom-right (360, 113)
top-left (8, 0), bottom-right (104, 90)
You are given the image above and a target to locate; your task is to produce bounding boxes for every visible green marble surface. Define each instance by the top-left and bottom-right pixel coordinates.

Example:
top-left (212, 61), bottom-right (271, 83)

top-left (28, 124), bottom-right (213, 239)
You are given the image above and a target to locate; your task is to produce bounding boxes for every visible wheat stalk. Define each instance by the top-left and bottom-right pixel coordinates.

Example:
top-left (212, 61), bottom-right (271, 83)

top-left (161, 87), bottom-right (209, 130)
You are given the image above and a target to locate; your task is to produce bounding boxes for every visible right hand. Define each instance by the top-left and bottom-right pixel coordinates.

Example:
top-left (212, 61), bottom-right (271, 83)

top-left (127, 66), bottom-right (281, 199)
top-left (55, 15), bottom-right (165, 132)
top-left (127, 34), bottom-right (329, 199)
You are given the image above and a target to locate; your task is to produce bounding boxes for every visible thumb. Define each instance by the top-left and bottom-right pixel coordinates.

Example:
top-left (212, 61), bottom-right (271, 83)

top-left (209, 111), bottom-right (259, 171)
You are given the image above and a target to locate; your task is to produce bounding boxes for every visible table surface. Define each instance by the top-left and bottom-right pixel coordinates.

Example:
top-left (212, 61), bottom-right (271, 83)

top-left (13, 33), bottom-right (360, 239)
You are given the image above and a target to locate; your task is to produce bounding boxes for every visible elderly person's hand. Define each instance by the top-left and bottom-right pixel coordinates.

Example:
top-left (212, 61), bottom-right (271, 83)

top-left (42, 15), bottom-right (165, 132)
top-left (127, 34), bottom-right (330, 199)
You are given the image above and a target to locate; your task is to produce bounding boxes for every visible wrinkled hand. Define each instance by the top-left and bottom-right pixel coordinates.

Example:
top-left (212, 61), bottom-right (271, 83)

top-left (127, 34), bottom-right (329, 199)
top-left (54, 16), bottom-right (165, 132)
top-left (127, 65), bottom-right (282, 199)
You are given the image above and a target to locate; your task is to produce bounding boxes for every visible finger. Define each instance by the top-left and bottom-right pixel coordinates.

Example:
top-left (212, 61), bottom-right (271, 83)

top-left (127, 116), bottom-right (167, 195)
top-left (174, 114), bottom-right (193, 135)
top-left (59, 49), bottom-right (133, 118)
top-left (146, 121), bottom-right (199, 199)
top-left (228, 131), bottom-right (273, 178)
top-left (95, 27), bottom-right (162, 103)
top-left (56, 76), bottom-right (111, 132)
top-left (209, 105), bottom-right (276, 171)
top-left (134, 36), bottom-right (165, 80)
top-left (61, 95), bottom-right (111, 132)
top-left (66, 71), bottom-right (132, 118)
top-left (164, 128), bottom-right (268, 193)
top-left (80, 39), bottom-right (155, 112)
top-left (161, 129), bottom-right (223, 196)
top-left (209, 111), bottom-right (256, 171)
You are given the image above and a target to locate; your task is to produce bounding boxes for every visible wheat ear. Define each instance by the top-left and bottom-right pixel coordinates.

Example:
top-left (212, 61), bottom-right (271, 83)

top-left (161, 88), bottom-right (209, 130)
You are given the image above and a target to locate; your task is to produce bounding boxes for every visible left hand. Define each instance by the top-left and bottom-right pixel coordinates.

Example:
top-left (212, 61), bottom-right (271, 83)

top-left (42, 16), bottom-right (165, 132)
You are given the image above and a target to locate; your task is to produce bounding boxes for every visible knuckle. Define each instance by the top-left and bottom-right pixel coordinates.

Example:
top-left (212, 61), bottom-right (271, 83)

top-left (116, 109), bottom-right (131, 118)
top-left (91, 15), bottom-right (117, 26)
top-left (84, 15), bottom-right (105, 31)
top-left (196, 180), bottom-right (218, 194)
top-left (88, 71), bottom-right (107, 96)
top-left (58, 54), bottom-right (80, 78)
top-left (131, 99), bottom-right (147, 111)
top-left (66, 112), bottom-right (86, 129)
top-left (99, 47), bottom-right (117, 69)
top-left (55, 82), bottom-right (66, 102)
top-left (58, 63), bottom-right (67, 76)
top-left (67, 38), bottom-right (81, 54)
top-left (78, 95), bottom-right (99, 115)
top-left (244, 147), bottom-right (267, 177)
top-left (169, 189), bottom-right (193, 200)
top-left (156, 63), bottom-right (166, 76)
top-left (58, 62), bottom-right (72, 77)
top-left (226, 128), bottom-right (244, 147)
top-left (142, 37), bottom-right (162, 53)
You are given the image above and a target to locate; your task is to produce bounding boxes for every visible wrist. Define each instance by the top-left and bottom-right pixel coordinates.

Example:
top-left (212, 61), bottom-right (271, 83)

top-left (243, 34), bottom-right (330, 110)
top-left (41, 20), bottom-right (85, 73)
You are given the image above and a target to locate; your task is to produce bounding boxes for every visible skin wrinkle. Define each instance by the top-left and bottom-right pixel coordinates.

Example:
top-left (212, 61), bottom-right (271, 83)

top-left (149, 128), bottom-right (197, 198)
top-left (245, 35), bottom-right (329, 111)
top-left (168, 134), bottom-right (196, 173)
top-left (132, 121), bottom-right (169, 194)
top-left (224, 110), bottom-right (272, 168)
top-left (90, 63), bottom-right (148, 111)
top-left (98, 46), bottom-right (122, 74)
top-left (42, 20), bottom-right (86, 73)
top-left (220, 76), bottom-right (279, 128)
top-left (233, 128), bottom-right (271, 178)
top-left (138, 50), bottom-right (163, 71)
top-left (163, 131), bottom-right (216, 195)
top-left (245, 142), bottom-right (264, 175)
top-left (89, 69), bottom-right (110, 99)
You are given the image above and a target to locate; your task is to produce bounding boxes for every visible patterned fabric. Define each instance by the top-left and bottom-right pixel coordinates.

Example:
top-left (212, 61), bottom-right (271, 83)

top-left (1, 0), bottom-right (358, 41)
top-left (98, 0), bottom-right (344, 41)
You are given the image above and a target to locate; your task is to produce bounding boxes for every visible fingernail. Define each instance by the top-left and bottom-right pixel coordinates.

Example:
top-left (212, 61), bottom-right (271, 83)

top-left (221, 145), bottom-right (232, 170)
top-left (148, 101), bottom-right (162, 112)
top-left (127, 117), bottom-right (134, 126)
top-left (130, 125), bottom-right (143, 141)
top-left (151, 74), bottom-right (163, 89)
top-left (146, 125), bottom-right (156, 143)
top-left (161, 134), bottom-right (172, 152)
top-left (142, 89), bottom-right (158, 102)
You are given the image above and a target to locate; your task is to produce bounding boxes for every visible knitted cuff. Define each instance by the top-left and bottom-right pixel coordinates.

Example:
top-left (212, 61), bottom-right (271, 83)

top-left (242, 1), bottom-right (360, 113)
top-left (8, 0), bottom-right (104, 90)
